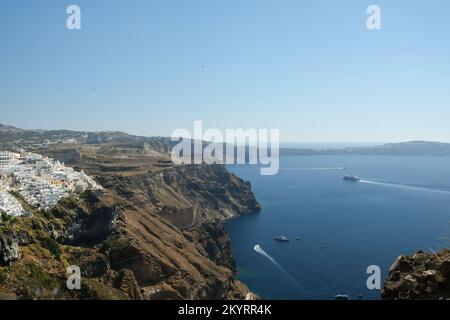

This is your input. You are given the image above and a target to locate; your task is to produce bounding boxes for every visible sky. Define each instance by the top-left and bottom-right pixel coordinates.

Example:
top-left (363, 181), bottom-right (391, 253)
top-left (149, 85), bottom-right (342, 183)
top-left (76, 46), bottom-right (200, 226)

top-left (1, 0), bottom-right (450, 142)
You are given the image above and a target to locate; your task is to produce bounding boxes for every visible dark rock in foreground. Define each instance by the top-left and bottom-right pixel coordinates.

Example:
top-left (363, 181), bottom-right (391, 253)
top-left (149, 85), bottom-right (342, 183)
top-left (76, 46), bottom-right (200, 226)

top-left (382, 249), bottom-right (450, 300)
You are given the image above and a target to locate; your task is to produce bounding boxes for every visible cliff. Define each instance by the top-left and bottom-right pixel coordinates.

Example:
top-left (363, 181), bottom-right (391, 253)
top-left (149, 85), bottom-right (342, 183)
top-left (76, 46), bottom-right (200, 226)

top-left (96, 164), bottom-right (260, 229)
top-left (382, 249), bottom-right (450, 300)
top-left (0, 145), bottom-right (260, 300)
top-left (95, 163), bottom-right (260, 300)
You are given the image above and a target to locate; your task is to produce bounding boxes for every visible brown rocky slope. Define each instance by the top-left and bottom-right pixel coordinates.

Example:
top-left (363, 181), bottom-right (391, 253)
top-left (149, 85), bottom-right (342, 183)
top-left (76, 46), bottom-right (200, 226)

top-left (0, 143), bottom-right (261, 300)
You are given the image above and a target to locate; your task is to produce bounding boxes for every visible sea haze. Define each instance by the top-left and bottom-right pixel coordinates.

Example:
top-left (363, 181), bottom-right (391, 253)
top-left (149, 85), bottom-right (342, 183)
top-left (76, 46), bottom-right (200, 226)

top-left (226, 155), bottom-right (450, 300)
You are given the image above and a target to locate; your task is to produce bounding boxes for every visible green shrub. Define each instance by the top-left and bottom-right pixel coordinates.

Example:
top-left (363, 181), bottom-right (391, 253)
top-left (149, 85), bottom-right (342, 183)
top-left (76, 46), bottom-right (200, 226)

top-left (41, 237), bottom-right (61, 260)
top-left (80, 190), bottom-right (99, 204)
top-left (0, 211), bottom-right (10, 223)
top-left (15, 262), bottom-right (61, 299)
top-left (0, 269), bottom-right (7, 283)
top-left (0, 211), bottom-right (16, 225)
top-left (100, 236), bottom-right (130, 256)
top-left (38, 209), bottom-right (53, 220)
top-left (80, 278), bottom-right (126, 300)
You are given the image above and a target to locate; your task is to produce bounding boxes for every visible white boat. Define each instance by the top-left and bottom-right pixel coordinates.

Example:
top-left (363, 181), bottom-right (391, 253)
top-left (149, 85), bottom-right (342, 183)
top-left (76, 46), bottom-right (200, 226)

top-left (274, 235), bottom-right (289, 242)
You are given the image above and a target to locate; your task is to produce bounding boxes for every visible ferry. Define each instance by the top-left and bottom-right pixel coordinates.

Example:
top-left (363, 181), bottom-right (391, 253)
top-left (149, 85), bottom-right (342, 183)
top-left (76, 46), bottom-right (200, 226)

top-left (274, 235), bottom-right (289, 242)
top-left (343, 175), bottom-right (361, 182)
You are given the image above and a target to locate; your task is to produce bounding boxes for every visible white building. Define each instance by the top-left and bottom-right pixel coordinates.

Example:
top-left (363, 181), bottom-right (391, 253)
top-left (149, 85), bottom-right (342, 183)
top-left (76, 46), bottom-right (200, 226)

top-left (0, 150), bottom-right (102, 216)
top-left (0, 151), bottom-right (20, 171)
top-left (0, 191), bottom-right (26, 217)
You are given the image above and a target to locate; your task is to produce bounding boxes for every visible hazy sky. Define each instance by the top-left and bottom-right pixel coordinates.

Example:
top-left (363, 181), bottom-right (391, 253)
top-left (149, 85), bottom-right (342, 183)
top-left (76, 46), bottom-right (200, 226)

top-left (1, 0), bottom-right (450, 142)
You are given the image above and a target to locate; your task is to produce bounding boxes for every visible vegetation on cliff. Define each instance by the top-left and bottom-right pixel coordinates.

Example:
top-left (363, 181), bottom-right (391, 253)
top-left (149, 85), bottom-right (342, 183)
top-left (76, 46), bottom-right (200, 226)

top-left (0, 142), bottom-right (260, 300)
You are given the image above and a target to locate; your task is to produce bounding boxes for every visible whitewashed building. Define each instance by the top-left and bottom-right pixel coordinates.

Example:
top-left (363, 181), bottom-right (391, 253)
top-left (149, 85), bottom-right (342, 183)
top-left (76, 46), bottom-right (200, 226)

top-left (0, 150), bottom-right (102, 216)
top-left (0, 151), bottom-right (20, 171)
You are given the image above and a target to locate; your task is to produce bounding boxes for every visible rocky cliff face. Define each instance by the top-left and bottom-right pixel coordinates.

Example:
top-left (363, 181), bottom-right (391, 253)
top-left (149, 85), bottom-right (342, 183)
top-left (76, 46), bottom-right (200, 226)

top-left (382, 249), bottom-right (450, 300)
top-left (96, 164), bottom-right (260, 229)
top-left (91, 163), bottom-right (260, 300)
top-left (0, 231), bottom-right (21, 265)
top-left (0, 156), bottom-right (260, 300)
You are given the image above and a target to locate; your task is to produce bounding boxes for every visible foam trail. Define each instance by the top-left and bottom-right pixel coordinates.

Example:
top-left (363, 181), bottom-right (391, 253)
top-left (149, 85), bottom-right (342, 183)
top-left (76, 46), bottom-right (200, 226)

top-left (254, 245), bottom-right (281, 267)
top-left (359, 180), bottom-right (450, 195)
top-left (253, 244), bottom-right (309, 297)
top-left (233, 167), bottom-right (344, 172)
top-left (283, 167), bottom-right (345, 171)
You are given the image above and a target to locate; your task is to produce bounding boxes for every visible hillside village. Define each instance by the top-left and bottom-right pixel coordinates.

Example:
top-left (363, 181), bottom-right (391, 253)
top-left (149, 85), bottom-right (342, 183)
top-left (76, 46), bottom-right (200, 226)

top-left (0, 150), bottom-right (102, 217)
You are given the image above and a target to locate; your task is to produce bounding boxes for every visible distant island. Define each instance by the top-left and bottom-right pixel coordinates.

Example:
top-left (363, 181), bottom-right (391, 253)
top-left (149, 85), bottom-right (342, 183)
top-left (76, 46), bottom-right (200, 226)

top-left (2, 124), bottom-right (450, 157)
top-left (281, 141), bottom-right (450, 156)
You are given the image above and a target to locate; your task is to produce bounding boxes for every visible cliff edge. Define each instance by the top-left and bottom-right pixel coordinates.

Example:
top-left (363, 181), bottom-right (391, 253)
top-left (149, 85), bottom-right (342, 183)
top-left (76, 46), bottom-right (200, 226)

top-left (0, 143), bottom-right (261, 300)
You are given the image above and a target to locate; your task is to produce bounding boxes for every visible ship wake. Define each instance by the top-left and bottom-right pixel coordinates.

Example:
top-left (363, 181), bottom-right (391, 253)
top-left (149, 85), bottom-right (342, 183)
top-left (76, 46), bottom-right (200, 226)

top-left (359, 180), bottom-right (450, 195)
top-left (253, 244), bottom-right (309, 297)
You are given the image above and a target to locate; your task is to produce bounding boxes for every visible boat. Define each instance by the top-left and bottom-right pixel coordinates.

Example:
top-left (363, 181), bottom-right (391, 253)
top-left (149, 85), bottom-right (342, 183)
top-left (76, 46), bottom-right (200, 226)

top-left (274, 235), bottom-right (289, 242)
top-left (335, 294), bottom-right (351, 300)
top-left (343, 175), bottom-right (361, 182)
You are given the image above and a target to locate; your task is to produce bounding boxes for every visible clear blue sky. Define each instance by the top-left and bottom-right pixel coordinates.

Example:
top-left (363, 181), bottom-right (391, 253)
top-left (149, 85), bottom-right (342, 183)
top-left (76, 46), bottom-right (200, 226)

top-left (1, 0), bottom-right (450, 142)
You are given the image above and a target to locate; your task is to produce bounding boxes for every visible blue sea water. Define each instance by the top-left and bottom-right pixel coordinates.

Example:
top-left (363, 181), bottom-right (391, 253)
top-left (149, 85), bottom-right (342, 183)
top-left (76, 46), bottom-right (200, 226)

top-left (225, 155), bottom-right (450, 300)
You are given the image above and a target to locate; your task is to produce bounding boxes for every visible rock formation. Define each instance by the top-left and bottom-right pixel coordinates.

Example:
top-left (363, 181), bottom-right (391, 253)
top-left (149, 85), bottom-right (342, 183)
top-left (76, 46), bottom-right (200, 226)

top-left (0, 144), bottom-right (260, 300)
top-left (383, 249), bottom-right (450, 300)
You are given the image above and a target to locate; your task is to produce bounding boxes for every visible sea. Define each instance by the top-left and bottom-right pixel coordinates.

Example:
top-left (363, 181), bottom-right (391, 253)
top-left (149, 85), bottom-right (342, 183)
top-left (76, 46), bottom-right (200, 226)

top-left (226, 155), bottom-right (450, 300)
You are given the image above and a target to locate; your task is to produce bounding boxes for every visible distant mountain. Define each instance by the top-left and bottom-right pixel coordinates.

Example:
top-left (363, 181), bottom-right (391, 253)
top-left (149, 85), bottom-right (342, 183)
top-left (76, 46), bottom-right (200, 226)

top-left (2, 123), bottom-right (450, 156)
top-left (0, 123), bottom-right (171, 150)
top-left (0, 124), bottom-right (22, 133)
top-left (343, 141), bottom-right (450, 156)
top-left (281, 141), bottom-right (450, 156)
